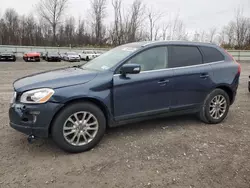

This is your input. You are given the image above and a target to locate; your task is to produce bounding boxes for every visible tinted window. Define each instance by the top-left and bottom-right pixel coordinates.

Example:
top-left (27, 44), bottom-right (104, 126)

top-left (169, 46), bottom-right (202, 68)
top-left (126, 47), bottom-right (167, 71)
top-left (200, 46), bottom-right (224, 63)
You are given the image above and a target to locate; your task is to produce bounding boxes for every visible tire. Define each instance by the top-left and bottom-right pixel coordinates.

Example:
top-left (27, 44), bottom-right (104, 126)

top-left (86, 56), bottom-right (89, 61)
top-left (199, 89), bottom-right (230, 124)
top-left (51, 102), bottom-right (106, 153)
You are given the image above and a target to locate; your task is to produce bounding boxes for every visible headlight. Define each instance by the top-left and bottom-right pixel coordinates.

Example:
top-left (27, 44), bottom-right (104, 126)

top-left (10, 91), bottom-right (17, 103)
top-left (20, 88), bottom-right (54, 104)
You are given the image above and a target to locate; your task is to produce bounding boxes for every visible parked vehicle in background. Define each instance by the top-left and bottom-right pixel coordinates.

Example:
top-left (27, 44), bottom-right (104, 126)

top-left (62, 52), bottom-right (80, 62)
top-left (40, 52), bottom-right (46, 60)
top-left (95, 50), bottom-right (105, 56)
top-left (9, 41), bottom-right (241, 153)
top-left (0, 52), bottom-right (16, 62)
top-left (45, 52), bottom-right (61, 62)
top-left (79, 50), bottom-right (98, 61)
top-left (23, 52), bottom-right (40, 62)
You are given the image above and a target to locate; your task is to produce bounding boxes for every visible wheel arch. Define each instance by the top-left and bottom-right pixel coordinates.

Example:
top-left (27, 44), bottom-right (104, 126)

top-left (215, 84), bottom-right (234, 105)
top-left (48, 97), bottom-right (111, 135)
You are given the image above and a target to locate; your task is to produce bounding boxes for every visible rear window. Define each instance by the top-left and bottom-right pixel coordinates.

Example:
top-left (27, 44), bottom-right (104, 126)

top-left (199, 46), bottom-right (224, 63)
top-left (169, 46), bottom-right (202, 68)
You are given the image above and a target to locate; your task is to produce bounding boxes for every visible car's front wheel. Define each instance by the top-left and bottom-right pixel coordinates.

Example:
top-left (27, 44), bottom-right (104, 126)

top-left (51, 102), bottom-right (106, 153)
top-left (199, 89), bottom-right (230, 124)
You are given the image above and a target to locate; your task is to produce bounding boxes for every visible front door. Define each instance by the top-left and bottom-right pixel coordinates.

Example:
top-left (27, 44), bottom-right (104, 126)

top-left (113, 46), bottom-right (174, 120)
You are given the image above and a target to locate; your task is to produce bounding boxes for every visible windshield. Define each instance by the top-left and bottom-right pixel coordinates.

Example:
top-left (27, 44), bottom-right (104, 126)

top-left (84, 50), bottom-right (94, 54)
top-left (81, 46), bottom-right (138, 71)
top-left (48, 52), bottom-right (59, 56)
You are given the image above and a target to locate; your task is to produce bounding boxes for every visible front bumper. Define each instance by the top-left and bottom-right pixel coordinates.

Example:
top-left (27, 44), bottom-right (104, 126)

top-left (48, 57), bottom-right (61, 61)
top-left (0, 56), bottom-right (15, 61)
top-left (9, 102), bottom-right (63, 138)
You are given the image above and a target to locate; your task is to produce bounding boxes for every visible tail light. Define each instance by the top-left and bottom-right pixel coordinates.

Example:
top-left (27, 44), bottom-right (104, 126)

top-left (224, 49), bottom-right (241, 74)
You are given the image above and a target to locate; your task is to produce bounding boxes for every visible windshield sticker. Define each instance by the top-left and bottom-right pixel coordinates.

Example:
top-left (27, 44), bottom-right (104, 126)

top-left (122, 47), bottom-right (137, 52)
top-left (101, 65), bottom-right (109, 70)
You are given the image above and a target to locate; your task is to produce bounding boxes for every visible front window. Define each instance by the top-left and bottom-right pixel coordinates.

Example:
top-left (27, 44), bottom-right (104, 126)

top-left (124, 47), bottom-right (168, 71)
top-left (82, 46), bottom-right (138, 71)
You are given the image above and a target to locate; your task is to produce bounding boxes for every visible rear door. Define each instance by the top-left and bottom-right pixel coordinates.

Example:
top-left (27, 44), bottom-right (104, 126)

top-left (168, 45), bottom-right (214, 110)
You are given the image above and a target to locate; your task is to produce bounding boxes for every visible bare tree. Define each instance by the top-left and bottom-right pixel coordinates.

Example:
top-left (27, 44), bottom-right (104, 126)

top-left (168, 14), bottom-right (188, 40)
top-left (111, 0), bottom-right (123, 45)
top-left (219, 27), bottom-right (226, 45)
top-left (192, 31), bottom-right (200, 42)
top-left (64, 17), bottom-right (75, 46)
top-left (208, 27), bottom-right (217, 43)
top-left (90, 0), bottom-right (107, 45)
top-left (76, 18), bottom-right (86, 46)
top-left (147, 8), bottom-right (163, 41)
top-left (161, 23), bottom-right (169, 40)
top-left (36, 0), bottom-right (68, 45)
top-left (125, 0), bottom-right (145, 42)
top-left (4, 8), bottom-right (19, 45)
top-left (235, 8), bottom-right (249, 48)
top-left (224, 21), bottom-right (235, 46)
top-left (171, 16), bottom-right (188, 40)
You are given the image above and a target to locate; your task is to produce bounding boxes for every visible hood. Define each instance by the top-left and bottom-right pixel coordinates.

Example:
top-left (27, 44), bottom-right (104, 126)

top-left (13, 67), bottom-right (97, 92)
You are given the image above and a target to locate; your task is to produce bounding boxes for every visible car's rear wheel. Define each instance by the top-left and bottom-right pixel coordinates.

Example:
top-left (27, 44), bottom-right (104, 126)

top-left (51, 102), bottom-right (106, 153)
top-left (199, 89), bottom-right (230, 124)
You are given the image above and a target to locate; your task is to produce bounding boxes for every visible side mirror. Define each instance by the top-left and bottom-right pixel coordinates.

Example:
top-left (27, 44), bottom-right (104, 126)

top-left (120, 64), bottom-right (141, 76)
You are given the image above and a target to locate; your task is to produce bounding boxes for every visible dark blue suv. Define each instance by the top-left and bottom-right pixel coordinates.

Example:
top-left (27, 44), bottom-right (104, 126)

top-left (9, 41), bottom-right (241, 153)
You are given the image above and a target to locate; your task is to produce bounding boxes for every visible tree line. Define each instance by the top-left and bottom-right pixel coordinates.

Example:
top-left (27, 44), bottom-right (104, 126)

top-left (0, 0), bottom-right (249, 49)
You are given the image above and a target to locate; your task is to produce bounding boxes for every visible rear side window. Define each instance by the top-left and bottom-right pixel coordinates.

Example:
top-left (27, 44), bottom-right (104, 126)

top-left (199, 46), bottom-right (224, 63)
top-left (168, 46), bottom-right (202, 68)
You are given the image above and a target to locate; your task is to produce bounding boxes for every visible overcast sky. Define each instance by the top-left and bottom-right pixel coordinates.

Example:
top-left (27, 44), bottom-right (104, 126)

top-left (0, 0), bottom-right (249, 33)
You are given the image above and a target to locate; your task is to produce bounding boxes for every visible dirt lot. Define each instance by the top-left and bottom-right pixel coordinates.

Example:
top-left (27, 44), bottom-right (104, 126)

top-left (0, 61), bottom-right (250, 188)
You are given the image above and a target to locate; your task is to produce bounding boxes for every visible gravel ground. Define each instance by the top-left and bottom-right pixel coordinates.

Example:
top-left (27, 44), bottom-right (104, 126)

top-left (0, 61), bottom-right (250, 188)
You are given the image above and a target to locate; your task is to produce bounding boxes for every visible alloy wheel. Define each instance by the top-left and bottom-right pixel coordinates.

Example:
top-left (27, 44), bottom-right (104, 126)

top-left (209, 95), bottom-right (227, 120)
top-left (63, 111), bottom-right (99, 146)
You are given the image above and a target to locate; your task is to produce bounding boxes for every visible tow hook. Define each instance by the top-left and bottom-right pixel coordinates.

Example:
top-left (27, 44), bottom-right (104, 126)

top-left (27, 135), bottom-right (35, 144)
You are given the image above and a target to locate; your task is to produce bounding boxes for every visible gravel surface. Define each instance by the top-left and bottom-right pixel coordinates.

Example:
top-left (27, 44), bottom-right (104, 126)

top-left (0, 61), bottom-right (250, 188)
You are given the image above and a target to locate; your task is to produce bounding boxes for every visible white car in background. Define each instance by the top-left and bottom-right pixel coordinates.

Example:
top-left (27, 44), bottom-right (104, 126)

top-left (62, 52), bottom-right (80, 62)
top-left (79, 50), bottom-right (99, 61)
top-left (95, 50), bottom-right (106, 56)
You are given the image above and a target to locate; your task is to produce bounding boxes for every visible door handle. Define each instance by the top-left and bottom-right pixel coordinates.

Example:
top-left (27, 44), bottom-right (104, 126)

top-left (200, 73), bottom-right (209, 78)
top-left (158, 79), bottom-right (169, 84)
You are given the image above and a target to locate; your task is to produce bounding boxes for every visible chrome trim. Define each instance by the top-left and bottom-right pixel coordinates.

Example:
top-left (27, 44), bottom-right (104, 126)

top-left (113, 61), bottom-right (224, 76)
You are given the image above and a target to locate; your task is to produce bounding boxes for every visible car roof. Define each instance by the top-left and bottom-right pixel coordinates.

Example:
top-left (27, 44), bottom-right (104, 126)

top-left (122, 40), bottom-right (219, 48)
